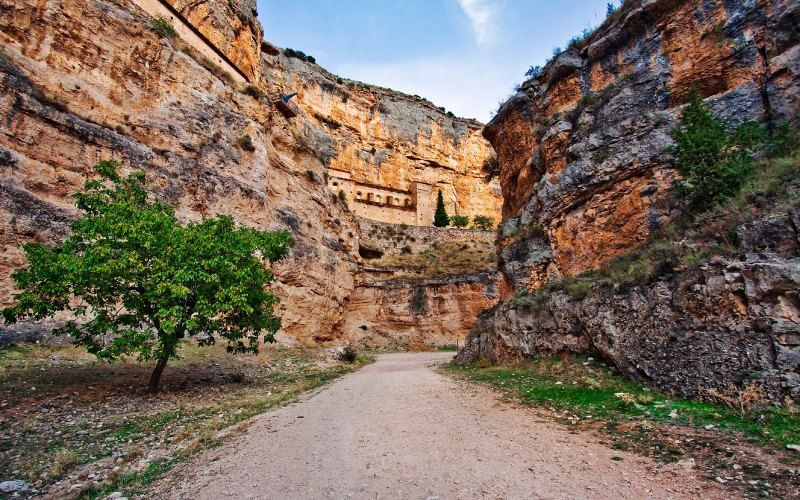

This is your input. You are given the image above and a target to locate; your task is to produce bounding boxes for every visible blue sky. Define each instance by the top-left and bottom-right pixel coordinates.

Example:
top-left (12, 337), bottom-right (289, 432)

top-left (258, 0), bottom-right (616, 122)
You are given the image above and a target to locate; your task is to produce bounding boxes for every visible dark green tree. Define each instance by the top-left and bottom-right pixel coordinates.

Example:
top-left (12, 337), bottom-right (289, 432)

top-left (671, 90), bottom-right (763, 207)
top-left (433, 190), bottom-right (450, 227)
top-left (1, 161), bottom-right (292, 393)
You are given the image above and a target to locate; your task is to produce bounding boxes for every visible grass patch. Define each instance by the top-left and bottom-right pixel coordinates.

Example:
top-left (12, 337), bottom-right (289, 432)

top-left (443, 358), bottom-right (800, 448)
top-left (151, 16), bottom-right (178, 39)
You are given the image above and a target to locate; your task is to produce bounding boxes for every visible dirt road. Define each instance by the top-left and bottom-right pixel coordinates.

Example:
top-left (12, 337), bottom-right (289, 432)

top-left (169, 352), bottom-right (723, 499)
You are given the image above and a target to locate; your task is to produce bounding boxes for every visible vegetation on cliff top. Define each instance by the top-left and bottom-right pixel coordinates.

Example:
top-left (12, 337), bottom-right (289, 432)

top-left (1, 161), bottom-right (292, 393)
top-left (365, 240), bottom-right (496, 280)
top-left (284, 48), bottom-right (316, 64)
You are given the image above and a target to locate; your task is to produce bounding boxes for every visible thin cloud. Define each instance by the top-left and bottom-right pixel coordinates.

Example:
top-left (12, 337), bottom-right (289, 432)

top-left (457, 0), bottom-right (499, 46)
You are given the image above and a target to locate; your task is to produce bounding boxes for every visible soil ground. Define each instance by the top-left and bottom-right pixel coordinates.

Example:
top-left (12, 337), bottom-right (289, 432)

top-left (167, 352), bottom-right (726, 499)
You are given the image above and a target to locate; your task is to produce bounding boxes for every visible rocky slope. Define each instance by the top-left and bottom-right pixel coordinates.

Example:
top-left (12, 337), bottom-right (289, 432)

top-left (458, 205), bottom-right (800, 400)
top-left (0, 0), bottom-right (499, 346)
top-left (335, 218), bottom-right (499, 346)
top-left (459, 0), bottom-right (800, 400)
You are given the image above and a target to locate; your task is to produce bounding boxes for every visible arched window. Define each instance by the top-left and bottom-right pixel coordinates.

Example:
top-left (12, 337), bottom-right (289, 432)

top-left (333, 181), bottom-right (338, 187)
top-left (357, 191), bottom-right (362, 199)
top-left (386, 196), bottom-right (393, 205)
top-left (376, 195), bottom-right (381, 202)
top-left (404, 198), bottom-right (411, 206)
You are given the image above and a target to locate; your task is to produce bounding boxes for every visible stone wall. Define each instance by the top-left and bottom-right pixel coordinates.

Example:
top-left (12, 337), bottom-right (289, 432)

top-left (357, 217), bottom-right (495, 258)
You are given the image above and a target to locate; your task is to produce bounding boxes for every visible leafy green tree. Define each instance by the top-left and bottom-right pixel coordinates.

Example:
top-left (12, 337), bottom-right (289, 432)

top-left (671, 90), bottom-right (763, 207)
top-left (1, 161), bottom-right (292, 393)
top-left (449, 215), bottom-right (470, 228)
top-left (472, 215), bottom-right (494, 231)
top-left (433, 190), bottom-right (450, 227)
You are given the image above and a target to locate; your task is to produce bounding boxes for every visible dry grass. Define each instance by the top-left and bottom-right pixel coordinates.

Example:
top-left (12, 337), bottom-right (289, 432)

top-left (366, 240), bottom-right (496, 279)
top-left (0, 341), bottom-right (368, 497)
top-left (701, 384), bottom-right (771, 417)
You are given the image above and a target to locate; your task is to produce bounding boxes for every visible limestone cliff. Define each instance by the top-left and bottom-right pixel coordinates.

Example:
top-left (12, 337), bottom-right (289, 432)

top-left (0, 0), bottom-right (498, 346)
top-left (486, 0), bottom-right (799, 291)
top-left (260, 52), bottom-right (502, 226)
top-left (0, 0), bottom-right (357, 344)
top-left (334, 218), bottom-right (499, 346)
top-left (459, 0), bottom-right (800, 400)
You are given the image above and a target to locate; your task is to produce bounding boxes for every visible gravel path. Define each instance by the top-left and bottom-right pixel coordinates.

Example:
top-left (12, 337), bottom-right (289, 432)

top-left (169, 352), bottom-right (725, 499)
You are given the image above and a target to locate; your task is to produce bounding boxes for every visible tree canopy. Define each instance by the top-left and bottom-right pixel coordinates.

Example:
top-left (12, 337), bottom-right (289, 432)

top-left (671, 90), bottom-right (764, 207)
top-left (2, 161), bottom-right (292, 393)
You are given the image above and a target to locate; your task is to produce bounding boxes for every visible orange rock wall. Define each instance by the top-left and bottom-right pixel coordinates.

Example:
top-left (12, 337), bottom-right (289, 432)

top-left (485, 0), bottom-right (800, 292)
top-left (261, 56), bottom-right (503, 226)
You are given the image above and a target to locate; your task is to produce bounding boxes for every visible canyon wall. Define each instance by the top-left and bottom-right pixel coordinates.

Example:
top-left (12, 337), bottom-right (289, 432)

top-left (0, 0), bottom-right (498, 346)
top-left (486, 0), bottom-right (799, 291)
top-left (458, 206), bottom-right (800, 400)
top-left (0, 0), bottom-right (362, 344)
top-left (260, 52), bottom-right (503, 226)
top-left (459, 0), bottom-right (800, 400)
top-left (337, 273), bottom-right (499, 348)
top-left (334, 218), bottom-right (499, 346)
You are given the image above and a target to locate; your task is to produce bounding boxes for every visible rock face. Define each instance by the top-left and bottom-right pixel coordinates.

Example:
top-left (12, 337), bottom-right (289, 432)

top-left (0, 0), bottom-right (362, 344)
top-left (459, 0), bottom-right (800, 400)
top-left (335, 218), bottom-right (499, 346)
top-left (486, 0), bottom-right (800, 290)
top-left (0, 0), bottom-right (499, 346)
top-left (457, 208), bottom-right (800, 400)
top-left (261, 54), bottom-right (502, 226)
top-left (337, 273), bottom-right (499, 348)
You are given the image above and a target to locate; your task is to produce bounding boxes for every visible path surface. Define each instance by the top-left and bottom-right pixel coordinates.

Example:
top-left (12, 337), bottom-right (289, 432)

top-left (170, 352), bottom-right (724, 499)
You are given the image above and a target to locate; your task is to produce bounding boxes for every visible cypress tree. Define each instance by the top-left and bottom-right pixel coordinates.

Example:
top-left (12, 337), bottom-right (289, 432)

top-left (433, 190), bottom-right (449, 227)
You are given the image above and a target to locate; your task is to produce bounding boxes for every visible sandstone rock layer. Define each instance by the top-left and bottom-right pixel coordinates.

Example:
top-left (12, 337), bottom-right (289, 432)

top-left (461, 0), bottom-right (800, 400)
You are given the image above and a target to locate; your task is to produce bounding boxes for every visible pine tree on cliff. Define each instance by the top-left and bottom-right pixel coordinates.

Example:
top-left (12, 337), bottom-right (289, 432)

top-left (433, 190), bottom-right (450, 227)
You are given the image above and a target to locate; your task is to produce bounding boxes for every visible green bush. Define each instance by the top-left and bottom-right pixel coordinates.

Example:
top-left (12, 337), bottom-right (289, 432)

top-left (337, 189), bottom-right (346, 202)
top-left (671, 90), bottom-right (763, 207)
top-left (482, 155), bottom-right (500, 181)
top-left (243, 85), bottom-right (262, 100)
top-left (151, 16), bottom-right (178, 38)
top-left (449, 215), bottom-right (470, 228)
top-left (433, 190), bottom-right (449, 227)
top-left (472, 215), bottom-right (494, 231)
top-left (284, 48), bottom-right (316, 63)
top-left (341, 345), bottom-right (358, 364)
top-left (767, 123), bottom-right (800, 158)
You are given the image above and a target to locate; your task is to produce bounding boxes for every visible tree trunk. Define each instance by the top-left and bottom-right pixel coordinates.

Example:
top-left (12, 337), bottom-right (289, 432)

top-left (148, 353), bottom-right (170, 394)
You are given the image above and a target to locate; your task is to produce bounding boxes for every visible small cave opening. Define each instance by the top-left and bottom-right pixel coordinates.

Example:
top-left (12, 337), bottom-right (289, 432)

top-left (358, 244), bottom-right (384, 259)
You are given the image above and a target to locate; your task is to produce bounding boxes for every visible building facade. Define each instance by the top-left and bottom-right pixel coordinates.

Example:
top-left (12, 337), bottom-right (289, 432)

top-left (327, 169), bottom-right (459, 227)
